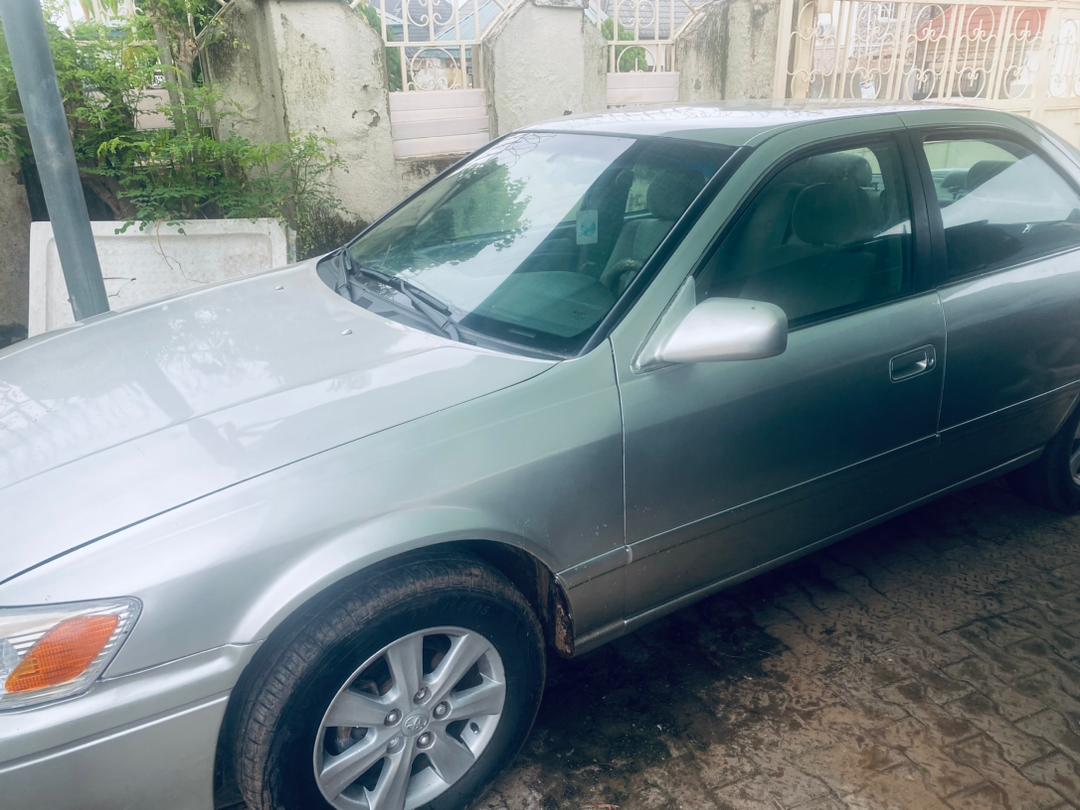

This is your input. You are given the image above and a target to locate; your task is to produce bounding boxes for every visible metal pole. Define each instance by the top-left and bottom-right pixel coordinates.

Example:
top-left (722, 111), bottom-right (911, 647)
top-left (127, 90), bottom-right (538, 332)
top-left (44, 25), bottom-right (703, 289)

top-left (0, 0), bottom-right (108, 321)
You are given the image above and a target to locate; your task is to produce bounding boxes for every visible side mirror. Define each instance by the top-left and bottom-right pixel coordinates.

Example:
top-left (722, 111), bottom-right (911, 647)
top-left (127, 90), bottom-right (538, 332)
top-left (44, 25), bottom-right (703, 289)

top-left (653, 297), bottom-right (788, 365)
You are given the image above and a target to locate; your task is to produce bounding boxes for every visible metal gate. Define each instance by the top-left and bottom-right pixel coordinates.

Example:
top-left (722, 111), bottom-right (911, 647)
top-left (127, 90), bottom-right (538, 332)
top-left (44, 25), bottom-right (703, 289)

top-left (771, 0), bottom-right (1080, 145)
top-left (347, 0), bottom-right (512, 158)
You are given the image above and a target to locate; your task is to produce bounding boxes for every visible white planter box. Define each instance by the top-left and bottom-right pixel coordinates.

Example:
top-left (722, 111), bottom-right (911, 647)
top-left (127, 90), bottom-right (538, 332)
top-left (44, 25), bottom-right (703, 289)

top-left (28, 218), bottom-right (289, 336)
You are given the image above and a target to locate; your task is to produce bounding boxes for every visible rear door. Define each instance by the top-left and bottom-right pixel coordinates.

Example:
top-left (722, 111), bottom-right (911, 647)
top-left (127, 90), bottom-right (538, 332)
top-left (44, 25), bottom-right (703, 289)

top-left (910, 123), bottom-right (1080, 484)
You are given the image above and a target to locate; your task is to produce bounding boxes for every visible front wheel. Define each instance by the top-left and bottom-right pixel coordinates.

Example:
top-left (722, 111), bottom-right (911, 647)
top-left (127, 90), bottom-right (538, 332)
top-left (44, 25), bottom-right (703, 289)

top-left (1012, 403), bottom-right (1080, 513)
top-left (233, 555), bottom-right (546, 810)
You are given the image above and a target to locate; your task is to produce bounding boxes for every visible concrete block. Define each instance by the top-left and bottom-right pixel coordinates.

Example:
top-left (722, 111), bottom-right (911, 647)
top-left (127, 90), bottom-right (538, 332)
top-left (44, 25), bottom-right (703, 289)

top-left (28, 218), bottom-right (288, 336)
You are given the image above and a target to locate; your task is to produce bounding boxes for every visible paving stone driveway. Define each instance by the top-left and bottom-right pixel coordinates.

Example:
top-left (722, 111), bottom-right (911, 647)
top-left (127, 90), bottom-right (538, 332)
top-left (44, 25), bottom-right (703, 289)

top-left (478, 479), bottom-right (1080, 810)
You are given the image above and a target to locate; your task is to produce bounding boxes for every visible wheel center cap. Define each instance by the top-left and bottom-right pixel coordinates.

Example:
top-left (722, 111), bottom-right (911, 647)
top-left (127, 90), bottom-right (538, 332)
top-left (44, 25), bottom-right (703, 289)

top-left (402, 712), bottom-right (429, 737)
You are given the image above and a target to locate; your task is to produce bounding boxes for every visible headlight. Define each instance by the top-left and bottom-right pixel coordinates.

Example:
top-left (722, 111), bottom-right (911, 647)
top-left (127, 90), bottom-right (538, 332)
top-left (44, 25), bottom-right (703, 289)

top-left (0, 598), bottom-right (140, 710)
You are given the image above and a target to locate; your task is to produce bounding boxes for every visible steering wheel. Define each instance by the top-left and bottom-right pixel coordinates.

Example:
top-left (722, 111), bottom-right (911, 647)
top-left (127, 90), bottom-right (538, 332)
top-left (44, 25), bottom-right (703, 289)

top-left (600, 258), bottom-right (643, 296)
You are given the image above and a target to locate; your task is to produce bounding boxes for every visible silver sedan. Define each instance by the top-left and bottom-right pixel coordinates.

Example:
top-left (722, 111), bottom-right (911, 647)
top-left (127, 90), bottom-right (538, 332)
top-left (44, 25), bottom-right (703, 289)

top-left (4, 103), bottom-right (1080, 810)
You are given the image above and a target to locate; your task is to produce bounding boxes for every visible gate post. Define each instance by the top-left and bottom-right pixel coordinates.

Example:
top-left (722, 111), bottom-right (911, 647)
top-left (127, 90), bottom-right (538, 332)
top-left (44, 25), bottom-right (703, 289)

top-left (772, 0), bottom-right (797, 98)
top-left (1032, 4), bottom-right (1065, 123)
top-left (783, 0), bottom-right (818, 100)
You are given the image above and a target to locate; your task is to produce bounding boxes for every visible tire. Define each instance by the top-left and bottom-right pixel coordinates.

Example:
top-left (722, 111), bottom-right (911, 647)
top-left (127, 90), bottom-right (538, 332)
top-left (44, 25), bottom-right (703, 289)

top-left (233, 554), bottom-right (546, 810)
top-left (1011, 403), bottom-right (1080, 513)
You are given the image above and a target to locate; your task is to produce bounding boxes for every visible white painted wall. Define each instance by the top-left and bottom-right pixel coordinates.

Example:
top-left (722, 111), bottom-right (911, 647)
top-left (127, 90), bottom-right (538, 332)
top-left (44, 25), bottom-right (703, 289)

top-left (28, 219), bottom-right (288, 335)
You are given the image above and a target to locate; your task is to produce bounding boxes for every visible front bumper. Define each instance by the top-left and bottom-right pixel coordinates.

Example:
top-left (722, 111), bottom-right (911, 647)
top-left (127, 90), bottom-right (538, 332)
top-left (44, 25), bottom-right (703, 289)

top-left (0, 643), bottom-right (257, 810)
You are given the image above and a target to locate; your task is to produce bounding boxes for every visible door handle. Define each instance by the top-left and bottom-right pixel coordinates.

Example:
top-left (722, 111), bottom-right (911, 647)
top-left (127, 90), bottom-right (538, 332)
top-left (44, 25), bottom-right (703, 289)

top-left (890, 345), bottom-right (936, 382)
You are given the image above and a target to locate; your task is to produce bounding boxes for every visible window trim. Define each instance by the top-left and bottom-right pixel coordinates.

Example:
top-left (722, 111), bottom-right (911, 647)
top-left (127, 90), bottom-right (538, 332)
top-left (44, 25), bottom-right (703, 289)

top-left (909, 124), bottom-right (1080, 288)
top-left (689, 130), bottom-right (933, 333)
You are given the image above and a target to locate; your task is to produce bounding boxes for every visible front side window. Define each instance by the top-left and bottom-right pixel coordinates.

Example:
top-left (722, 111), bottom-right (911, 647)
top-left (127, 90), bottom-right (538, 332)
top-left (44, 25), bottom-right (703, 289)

top-left (922, 136), bottom-right (1080, 280)
top-left (698, 141), bottom-right (913, 325)
top-left (337, 132), bottom-right (732, 354)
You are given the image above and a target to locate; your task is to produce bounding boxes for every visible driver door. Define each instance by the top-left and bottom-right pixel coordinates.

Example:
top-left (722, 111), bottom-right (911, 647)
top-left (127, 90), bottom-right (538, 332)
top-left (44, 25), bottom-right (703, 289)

top-left (615, 134), bottom-right (947, 618)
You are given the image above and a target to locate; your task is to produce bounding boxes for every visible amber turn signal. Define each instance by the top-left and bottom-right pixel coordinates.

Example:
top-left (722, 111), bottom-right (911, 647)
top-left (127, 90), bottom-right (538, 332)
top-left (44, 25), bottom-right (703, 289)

top-left (5, 614), bottom-right (120, 693)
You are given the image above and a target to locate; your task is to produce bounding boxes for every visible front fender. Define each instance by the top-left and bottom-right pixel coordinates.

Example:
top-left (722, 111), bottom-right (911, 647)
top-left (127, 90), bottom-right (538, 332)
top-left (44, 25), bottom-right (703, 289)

top-left (0, 345), bottom-right (624, 677)
top-left (233, 503), bottom-right (563, 645)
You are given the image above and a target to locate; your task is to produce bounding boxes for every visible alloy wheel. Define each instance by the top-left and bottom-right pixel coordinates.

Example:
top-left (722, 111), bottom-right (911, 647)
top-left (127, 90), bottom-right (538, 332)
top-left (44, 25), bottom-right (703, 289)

top-left (313, 626), bottom-right (506, 810)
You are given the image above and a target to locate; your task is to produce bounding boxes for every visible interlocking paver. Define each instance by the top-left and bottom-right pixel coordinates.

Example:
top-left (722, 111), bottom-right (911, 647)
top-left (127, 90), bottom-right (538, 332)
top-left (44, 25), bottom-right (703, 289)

top-left (943, 655), bottom-right (1048, 720)
top-left (945, 692), bottom-right (1055, 766)
top-left (477, 481), bottom-right (1080, 809)
top-left (946, 781), bottom-right (1059, 810)
top-left (795, 736), bottom-right (903, 797)
top-left (1014, 671), bottom-right (1080, 732)
top-left (948, 734), bottom-right (1063, 808)
top-left (874, 681), bottom-right (979, 746)
top-left (713, 759), bottom-right (833, 809)
top-left (1016, 710), bottom-right (1080, 760)
top-left (942, 626), bottom-right (1044, 682)
top-left (842, 763), bottom-right (952, 809)
top-left (870, 716), bottom-right (983, 796)
top-left (1024, 752), bottom-right (1080, 800)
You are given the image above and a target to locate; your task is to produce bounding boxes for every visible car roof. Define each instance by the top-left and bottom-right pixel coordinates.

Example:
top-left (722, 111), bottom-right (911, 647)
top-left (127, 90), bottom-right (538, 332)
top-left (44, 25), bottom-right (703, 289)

top-left (525, 101), bottom-right (1022, 147)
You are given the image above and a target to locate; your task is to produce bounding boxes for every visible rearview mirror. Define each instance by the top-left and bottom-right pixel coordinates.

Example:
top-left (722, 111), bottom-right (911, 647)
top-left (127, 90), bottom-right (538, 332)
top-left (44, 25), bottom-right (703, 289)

top-left (653, 297), bottom-right (788, 365)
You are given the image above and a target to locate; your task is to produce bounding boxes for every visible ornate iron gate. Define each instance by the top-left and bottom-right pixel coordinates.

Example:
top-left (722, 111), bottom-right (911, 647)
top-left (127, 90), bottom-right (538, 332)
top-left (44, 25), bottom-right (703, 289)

top-left (771, 0), bottom-right (1080, 145)
top-left (346, 0), bottom-right (512, 157)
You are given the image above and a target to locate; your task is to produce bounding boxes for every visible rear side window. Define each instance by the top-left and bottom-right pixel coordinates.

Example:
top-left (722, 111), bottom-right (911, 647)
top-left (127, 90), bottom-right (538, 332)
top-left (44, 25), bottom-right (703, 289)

top-left (922, 137), bottom-right (1080, 280)
top-left (698, 141), bottom-right (913, 325)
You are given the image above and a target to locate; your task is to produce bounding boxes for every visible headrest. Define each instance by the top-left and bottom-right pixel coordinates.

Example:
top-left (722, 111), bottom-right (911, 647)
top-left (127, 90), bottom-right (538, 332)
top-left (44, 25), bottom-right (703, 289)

top-left (791, 182), bottom-right (861, 246)
top-left (967, 160), bottom-right (1012, 190)
top-left (942, 170), bottom-right (967, 194)
top-left (583, 167), bottom-right (633, 208)
top-left (796, 153), bottom-right (873, 187)
top-left (647, 172), bottom-right (700, 221)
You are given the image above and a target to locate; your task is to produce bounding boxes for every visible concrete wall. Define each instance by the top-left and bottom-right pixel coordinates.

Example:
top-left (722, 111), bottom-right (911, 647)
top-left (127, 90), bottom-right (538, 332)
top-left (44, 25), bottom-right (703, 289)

top-left (207, 0), bottom-right (783, 233)
top-left (677, 0), bottom-right (780, 102)
top-left (265, 1), bottom-right (401, 222)
top-left (0, 161), bottom-right (31, 345)
top-left (206, 0), bottom-right (288, 147)
top-left (211, 0), bottom-right (402, 226)
top-left (482, 0), bottom-right (607, 136)
top-left (212, 0), bottom-right (611, 226)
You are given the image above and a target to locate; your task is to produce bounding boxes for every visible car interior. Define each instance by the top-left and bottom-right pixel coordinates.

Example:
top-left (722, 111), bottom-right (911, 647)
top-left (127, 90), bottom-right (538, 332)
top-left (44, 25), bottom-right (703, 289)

top-left (457, 142), bottom-right (725, 350)
top-left (926, 142), bottom-right (1080, 279)
top-left (698, 146), bottom-right (911, 324)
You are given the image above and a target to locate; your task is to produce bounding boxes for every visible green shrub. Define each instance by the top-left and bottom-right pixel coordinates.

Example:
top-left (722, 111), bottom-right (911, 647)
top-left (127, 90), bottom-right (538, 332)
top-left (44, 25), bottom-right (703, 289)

top-left (0, 2), bottom-right (347, 259)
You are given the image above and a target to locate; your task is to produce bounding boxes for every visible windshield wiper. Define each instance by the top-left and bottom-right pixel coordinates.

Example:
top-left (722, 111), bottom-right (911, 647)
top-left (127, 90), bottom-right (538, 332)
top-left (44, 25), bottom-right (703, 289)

top-left (337, 249), bottom-right (461, 341)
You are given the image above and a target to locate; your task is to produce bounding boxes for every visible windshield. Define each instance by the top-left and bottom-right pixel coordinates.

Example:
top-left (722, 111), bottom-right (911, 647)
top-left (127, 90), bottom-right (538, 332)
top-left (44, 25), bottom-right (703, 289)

top-left (337, 132), bottom-right (733, 354)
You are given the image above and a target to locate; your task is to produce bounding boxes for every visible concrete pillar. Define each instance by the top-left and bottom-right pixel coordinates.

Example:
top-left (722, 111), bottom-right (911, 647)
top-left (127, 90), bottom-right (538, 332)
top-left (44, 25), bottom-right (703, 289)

top-left (206, 0), bottom-right (289, 147)
top-left (211, 0), bottom-right (400, 226)
top-left (0, 160), bottom-right (31, 346)
top-left (676, 0), bottom-right (781, 102)
top-left (482, 0), bottom-right (607, 136)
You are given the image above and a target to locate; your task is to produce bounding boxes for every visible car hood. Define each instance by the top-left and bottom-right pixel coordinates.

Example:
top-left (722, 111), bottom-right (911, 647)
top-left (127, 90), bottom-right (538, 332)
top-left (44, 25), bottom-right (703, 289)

top-left (0, 260), bottom-right (553, 583)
